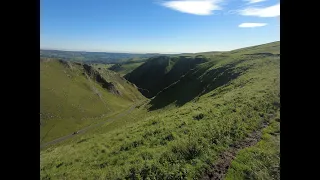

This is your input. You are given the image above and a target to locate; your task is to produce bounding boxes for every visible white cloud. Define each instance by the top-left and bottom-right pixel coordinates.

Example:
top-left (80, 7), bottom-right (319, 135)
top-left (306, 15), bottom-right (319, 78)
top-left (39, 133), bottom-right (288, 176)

top-left (161, 0), bottom-right (222, 15)
top-left (244, 0), bottom-right (266, 4)
top-left (239, 3), bottom-right (280, 17)
top-left (238, 23), bottom-right (267, 28)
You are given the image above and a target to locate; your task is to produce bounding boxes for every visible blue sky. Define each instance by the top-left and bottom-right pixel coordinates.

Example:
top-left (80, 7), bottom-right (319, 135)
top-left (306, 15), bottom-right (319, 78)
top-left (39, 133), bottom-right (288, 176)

top-left (40, 0), bottom-right (280, 53)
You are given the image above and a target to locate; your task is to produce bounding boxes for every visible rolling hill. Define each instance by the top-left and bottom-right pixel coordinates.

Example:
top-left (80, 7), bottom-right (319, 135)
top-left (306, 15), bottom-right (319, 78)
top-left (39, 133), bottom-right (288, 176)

top-left (40, 58), bottom-right (146, 143)
top-left (147, 42), bottom-right (280, 110)
top-left (125, 55), bottom-right (209, 98)
top-left (40, 41), bottom-right (280, 180)
top-left (108, 61), bottom-right (145, 76)
top-left (40, 49), bottom-right (170, 64)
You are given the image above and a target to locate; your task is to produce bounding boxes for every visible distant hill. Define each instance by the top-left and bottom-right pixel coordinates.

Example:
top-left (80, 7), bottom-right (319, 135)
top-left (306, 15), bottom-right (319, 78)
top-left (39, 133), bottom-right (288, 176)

top-left (107, 51), bottom-right (223, 79)
top-left (40, 49), bottom-right (171, 64)
top-left (40, 58), bottom-right (146, 143)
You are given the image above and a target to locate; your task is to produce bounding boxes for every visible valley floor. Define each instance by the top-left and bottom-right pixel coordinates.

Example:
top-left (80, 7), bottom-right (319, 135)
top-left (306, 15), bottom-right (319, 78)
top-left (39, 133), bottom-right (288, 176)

top-left (40, 100), bottom-right (148, 149)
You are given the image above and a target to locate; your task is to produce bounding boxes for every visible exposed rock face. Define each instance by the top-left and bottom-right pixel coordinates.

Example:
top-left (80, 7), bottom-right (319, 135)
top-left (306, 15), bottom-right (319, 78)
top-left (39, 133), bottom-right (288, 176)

top-left (58, 60), bottom-right (74, 70)
top-left (83, 64), bottom-right (121, 95)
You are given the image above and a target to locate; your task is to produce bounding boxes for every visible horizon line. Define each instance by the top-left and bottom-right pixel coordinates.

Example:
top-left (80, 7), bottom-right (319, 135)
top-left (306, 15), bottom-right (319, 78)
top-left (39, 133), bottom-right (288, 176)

top-left (40, 48), bottom-right (181, 55)
top-left (40, 40), bottom-right (279, 55)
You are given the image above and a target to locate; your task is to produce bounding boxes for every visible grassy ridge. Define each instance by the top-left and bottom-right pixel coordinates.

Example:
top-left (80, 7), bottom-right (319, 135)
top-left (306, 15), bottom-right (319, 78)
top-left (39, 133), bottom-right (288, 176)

top-left (125, 56), bottom-right (208, 98)
top-left (40, 59), bottom-right (145, 143)
top-left (225, 112), bottom-right (280, 180)
top-left (40, 41), bottom-right (279, 179)
top-left (148, 42), bottom-right (279, 110)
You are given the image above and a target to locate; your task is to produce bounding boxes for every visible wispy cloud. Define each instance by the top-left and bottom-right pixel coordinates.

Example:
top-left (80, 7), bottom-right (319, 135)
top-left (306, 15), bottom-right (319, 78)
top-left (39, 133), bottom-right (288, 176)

top-left (244, 0), bottom-right (266, 4)
top-left (239, 3), bottom-right (280, 17)
top-left (238, 23), bottom-right (267, 28)
top-left (161, 0), bottom-right (223, 15)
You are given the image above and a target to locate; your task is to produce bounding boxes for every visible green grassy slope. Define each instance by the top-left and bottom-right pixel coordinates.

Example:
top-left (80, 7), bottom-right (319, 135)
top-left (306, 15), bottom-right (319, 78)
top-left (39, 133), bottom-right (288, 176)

top-left (40, 59), bottom-right (145, 143)
top-left (148, 41), bottom-right (279, 110)
top-left (108, 62), bottom-right (145, 76)
top-left (125, 55), bottom-right (208, 98)
top-left (90, 63), bottom-right (114, 69)
top-left (176, 51), bottom-right (224, 59)
top-left (225, 111), bottom-right (280, 180)
top-left (40, 41), bottom-right (279, 180)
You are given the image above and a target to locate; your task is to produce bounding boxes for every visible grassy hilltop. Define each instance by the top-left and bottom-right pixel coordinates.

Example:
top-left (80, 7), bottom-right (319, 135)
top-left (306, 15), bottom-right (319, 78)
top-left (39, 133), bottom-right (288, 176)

top-left (40, 41), bottom-right (280, 180)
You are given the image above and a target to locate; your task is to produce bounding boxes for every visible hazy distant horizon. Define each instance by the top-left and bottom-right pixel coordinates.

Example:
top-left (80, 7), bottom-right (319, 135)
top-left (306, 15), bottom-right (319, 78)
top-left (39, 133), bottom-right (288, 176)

top-left (40, 47), bottom-right (182, 54)
top-left (41, 40), bottom-right (279, 55)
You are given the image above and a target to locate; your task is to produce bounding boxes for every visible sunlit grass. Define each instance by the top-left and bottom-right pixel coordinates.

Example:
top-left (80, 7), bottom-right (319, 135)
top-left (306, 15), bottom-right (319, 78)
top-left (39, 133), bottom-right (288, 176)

top-left (40, 41), bottom-right (279, 179)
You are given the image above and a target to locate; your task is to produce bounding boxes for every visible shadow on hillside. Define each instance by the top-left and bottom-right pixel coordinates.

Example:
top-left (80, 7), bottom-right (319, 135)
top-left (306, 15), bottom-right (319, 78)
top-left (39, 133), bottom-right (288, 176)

top-left (125, 56), bottom-right (208, 98)
top-left (148, 60), bottom-right (248, 111)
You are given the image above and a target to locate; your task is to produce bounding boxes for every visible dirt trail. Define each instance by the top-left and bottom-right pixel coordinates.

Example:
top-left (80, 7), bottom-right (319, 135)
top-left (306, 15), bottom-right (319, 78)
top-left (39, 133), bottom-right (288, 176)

top-left (202, 115), bottom-right (273, 180)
